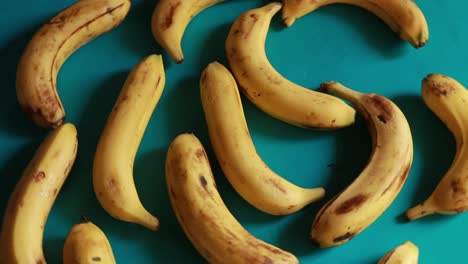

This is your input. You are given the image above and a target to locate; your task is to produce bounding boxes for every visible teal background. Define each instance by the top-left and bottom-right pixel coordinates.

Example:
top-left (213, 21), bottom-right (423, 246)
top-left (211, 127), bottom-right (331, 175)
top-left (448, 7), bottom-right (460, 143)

top-left (1, 0), bottom-right (467, 263)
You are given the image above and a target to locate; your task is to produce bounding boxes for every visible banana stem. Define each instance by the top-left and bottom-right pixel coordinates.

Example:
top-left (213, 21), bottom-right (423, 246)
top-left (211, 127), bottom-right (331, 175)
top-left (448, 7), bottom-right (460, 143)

top-left (405, 204), bottom-right (435, 221)
top-left (320, 81), bottom-right (363, 104)
top-left (80, 215), bottom-right (89, 224)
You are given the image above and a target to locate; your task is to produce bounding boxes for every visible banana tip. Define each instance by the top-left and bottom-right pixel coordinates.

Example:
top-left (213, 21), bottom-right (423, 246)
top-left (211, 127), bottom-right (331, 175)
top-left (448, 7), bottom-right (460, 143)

top-left (319, 81), bottom-right (337, 92)
top-left (282, 17), bottom-right (295, 27)
top-left (405, 204), bottom-right (433, 221)
top-left (80, 215), bottom-right (89, 223)
top-left (414, 41), bottom-right (427, 49)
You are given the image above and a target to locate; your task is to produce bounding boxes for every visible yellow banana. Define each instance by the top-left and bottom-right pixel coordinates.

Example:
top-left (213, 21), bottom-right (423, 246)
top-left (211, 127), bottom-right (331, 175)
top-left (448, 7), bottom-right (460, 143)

top-left (200, 61), bottom-right (325, 215)
top-left (378, 241), bottom-right (419, 264)
top-left (63, 217), bottom-right (116, 264)
top-left (282, 0), bottom-right (429, 48)
top-left (93, 55), bottom-right (165, 231)
top-left (0, 123), bottom-right (78, 264)
top-left (226, 3), bottom-right (356, 129)
top-left (406, 74), bottom-right (468, 220)
top-left (165, 133), bottom-right (299, 264)
top-left (151, 0), bottom-right (224, 63)
top-left (311, 82), bottom-right (413, 247)
top-left (16, 0), bottom-right (131, 129)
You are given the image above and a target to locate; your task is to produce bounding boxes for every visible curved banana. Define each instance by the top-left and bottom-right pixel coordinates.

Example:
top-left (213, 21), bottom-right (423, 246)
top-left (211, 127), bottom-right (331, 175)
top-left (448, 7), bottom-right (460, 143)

top-left (93, 55), bottom-right (165, 231)
top-left (165, 133), bottom-right (299, 264)
top-left (16, 0), bottom-right (131, 129)
top-left (200, 61), bottom-right (325, 215)
top-left (378, 241), bottom-right (419, 264)
top-left (311, 82), bottom-right (413, 248)
top-left (226, 3), bottom-right (356, 129)
top-left (406, 74), bottom-right (468, 220)
top-left (151, 0), bottom-right (224, 63)
top-left (0, 123), bottom-right (78, 264)
top-left (63, 216), bottom-right (116, 264)
top-left (281, 0), bottom-right (429, 48)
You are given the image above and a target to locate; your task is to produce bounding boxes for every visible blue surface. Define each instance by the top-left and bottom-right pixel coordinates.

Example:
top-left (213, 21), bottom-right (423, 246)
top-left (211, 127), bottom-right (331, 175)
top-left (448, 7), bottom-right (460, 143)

top-left (1, 0), bottom-right (467, 263)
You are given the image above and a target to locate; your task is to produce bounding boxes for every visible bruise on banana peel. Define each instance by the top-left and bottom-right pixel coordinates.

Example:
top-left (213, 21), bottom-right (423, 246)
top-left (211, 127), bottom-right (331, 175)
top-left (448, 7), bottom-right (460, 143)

top-left (16, 0), bottom-right (131, 129)
top-left (226, 3), bottom-right (356, 130)
top-left (406, 74), bottom-right (468, 220)
top-left (200, 62), bottom-right (325, 215)
top-left (281, 0), bottom-right (429, 48)
top-left (311, 82), bottom-right (413, 248)
top-left (151, 0), bottom-right (224, 63)
top-left (166, 134), bottom-right (299, 264)
top-left (0, 123), bottom-right (78, 264)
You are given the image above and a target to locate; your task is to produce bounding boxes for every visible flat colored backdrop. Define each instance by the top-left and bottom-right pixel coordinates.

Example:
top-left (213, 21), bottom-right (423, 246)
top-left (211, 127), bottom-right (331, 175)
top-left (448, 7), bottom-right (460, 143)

top-left (1, 0), bottom-right (467, 263)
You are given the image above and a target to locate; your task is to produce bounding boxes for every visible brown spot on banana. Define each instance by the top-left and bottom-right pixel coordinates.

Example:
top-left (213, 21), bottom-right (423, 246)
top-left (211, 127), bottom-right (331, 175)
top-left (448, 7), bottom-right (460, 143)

top-left (334, 194), bottom-right (368, 214)
top-left (266, 178), bottom-right (287, 194)
top-left (92, 256), bottom-right (102, 262)
top-left (199, 175), bottom-right (208, 190)
top-left (370, 95), bottom-right (393, 122)
top-left (400, 163), bottom-right (411, 185)
top-left (163, 2), bottom-right (181, 29)
top-left (451, 179), bottom-right (466, 196)
top-left (170, 188), bottom-right (177, 199)
top-left (195, 148), bottom-right (206, 160)
top-left (332, 232), bottom-right (355, 243)
top-left (382, 162), bottom-right (411, 196)
top-left (18, 1), bottom-right (129, 128)
top-left (424, 75), bottom-right (455, 96)
top-left (34, 171), bottom-right (46, 182)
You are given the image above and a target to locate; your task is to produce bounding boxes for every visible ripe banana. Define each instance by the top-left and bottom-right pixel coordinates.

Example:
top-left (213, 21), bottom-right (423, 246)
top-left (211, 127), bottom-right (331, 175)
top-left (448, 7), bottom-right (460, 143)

top-left (226, 3), bottom-right (356, 129)
top-left (200, 61), bottom-right (325, 215)
top-left (378, 241), bottom-right (419, 264)
top-left (151, 0), bottom-right (224, 63)
top-left (281, 0), bottom-right (429, 48)
top-left (0, 123), bottom-right (78, 264)
top-left (406, 74), bottom-right (468, 220)
top-left (63, 216), bottom-right (116, 264)
top-left (93, 55), bottom-right (165, 231)
top-left (311, 82), bottom-right (413, 248)
top-left (165, 133), bottom-right (299, 264)
top-left (16, 0), bottom-right (131, 129)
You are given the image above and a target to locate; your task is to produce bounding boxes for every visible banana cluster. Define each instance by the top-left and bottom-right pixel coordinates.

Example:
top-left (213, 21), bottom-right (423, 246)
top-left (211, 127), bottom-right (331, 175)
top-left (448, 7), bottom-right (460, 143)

top-left (2, 0), bottom-right (467, 263)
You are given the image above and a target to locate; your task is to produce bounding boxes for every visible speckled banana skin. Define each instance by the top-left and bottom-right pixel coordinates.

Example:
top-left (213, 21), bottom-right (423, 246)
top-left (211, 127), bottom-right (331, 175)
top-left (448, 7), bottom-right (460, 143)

top-left (200, 62), bottom-right (325, 215)
top-left (0, 123), bottom-right (78, 264)
top-left (166, 133), bottom-right (299, 264)
top-left (282, 0), bottom-right (429, 48)
top-left (93, 55), bottom-right (165, 231)
top-left (17, 0), bottom-right (131, 129)
top-left (226, 3), bottom-right (356, 130)
top-left (311, 82), bottom-right (413, 248)
top-left (406, 74), bottom-right (468, 220)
